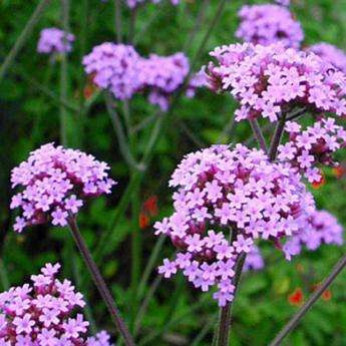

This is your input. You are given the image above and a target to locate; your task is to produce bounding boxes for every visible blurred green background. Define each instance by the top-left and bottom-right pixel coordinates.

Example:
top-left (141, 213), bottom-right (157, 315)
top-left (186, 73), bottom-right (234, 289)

top-left (0, 0), bottom-right (346, 345)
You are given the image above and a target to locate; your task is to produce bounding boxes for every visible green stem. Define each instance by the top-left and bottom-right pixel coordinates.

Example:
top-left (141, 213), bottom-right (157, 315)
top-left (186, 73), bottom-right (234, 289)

top-left (269, 254), bottom-right (346, 346)
top-left (115, 0), bottom-right (123, 42)
top-left (249, 119), bottom-right (268, 153)
top-left (269, 113), bottom-right (287, 161)
top-left (0, 0), bottom-right (52, 83)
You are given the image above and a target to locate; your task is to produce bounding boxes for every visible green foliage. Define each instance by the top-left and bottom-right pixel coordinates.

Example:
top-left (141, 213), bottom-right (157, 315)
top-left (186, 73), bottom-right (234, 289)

top-left (0, 0), bottom-right (345, 345)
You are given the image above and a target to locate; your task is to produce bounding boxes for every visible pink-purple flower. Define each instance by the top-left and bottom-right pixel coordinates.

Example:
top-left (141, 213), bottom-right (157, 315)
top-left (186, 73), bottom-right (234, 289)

top-left (0, 263), bottom-right (112, 345)
top-left (243, 245), bottom-right (264, 272)
top-left (207, 43), bottom-right (346, 122)
top-left (308, 42), bottom-right (346, 73)
top-left (37, 28), bottom-right (75, 54)
top-left (83, 43), bottom-right (142, 100)
top-left (236, 5), bottom-right (303, 49)
top-left (278, 118), bottom-right (346, 182)
top-left (155, 144), bottom-right (315, 306)
top-left (11, 143), bottom-right (115, 232)
top-left (283, 210), bottom-right (344, 260)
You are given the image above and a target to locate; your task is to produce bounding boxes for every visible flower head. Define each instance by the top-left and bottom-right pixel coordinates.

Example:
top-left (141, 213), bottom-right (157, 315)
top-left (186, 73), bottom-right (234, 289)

top-left (83, 43), bottom-right (142, 100)
top-left (155, 144), bottom-right (315, 306)
top-left (11, 143), bottom-right (115, 232)
top-left (207, 43), bottom-right (346, 122)
top-left (283, 210), bottom-right (344, 260)
top-left (308, 43), bottom-right (346, 73)
top-left (236, 5), bottom-right (303, 48)
top-left (37, 28), bottom-right (74, 54)
top-left (138, 53), bottom-right (189, 111)
top-left (278, 119), bottom-right (346, 182)
top-left (243, 245), bottom-right (264, 272)
top-left (0, 263), bottom-right (112, 345)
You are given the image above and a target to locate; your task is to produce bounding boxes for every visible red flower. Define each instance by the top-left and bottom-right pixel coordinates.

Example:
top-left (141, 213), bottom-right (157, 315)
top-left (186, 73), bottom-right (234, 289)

top-left (312, 171), bottom-right (326, 189)
top-left (143, 195), bottom-right (158, 217)
top-left (288, 288), bottom-right (304, 306)
top-left (139, 213), bottom-right (150, 229)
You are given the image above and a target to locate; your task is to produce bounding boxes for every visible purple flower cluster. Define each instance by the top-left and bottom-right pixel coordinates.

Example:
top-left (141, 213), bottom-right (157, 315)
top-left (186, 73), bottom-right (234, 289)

top-left (235, 5), bottom-right (303, 49)
top-left (243, 245), bottom-right (264, 272)
top-left (275, 0), bottom-right (290, 6)
top-left (126, 0), bottom-right (179, 9)
top-left (283, 210), bottom-right (344, 260)
top-left (11, 143), bottom-right (115, 233)
top-left (207, 43), bottom-right (346, 122)
top-left (308, 42), bottom-right (346, 73)
top-left (186, 68), bottom-right (208, 98)
top-left (278, 119), bottom-right (346, 183)
top-left (139, 53), bottom-right (189, 111)
top-left (155, 144), bottom-right (315, 306)
top-left (37, 28), bottom-right (75, 54)
top-left (83, 43), bottom-right (142, 100)
top-left (0, 263), bottom-right (112, 345)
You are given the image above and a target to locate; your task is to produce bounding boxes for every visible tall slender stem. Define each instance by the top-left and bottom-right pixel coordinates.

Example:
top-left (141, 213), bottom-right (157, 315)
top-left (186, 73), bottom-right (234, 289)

top-left (0, 0), bottom-right (52, 83)
top-left (269, 113), bottom-right (287, 161)
top-left (269, 254), bottom-right (346, 346)
top-left (249, 119), bottom-right (268, 153)
top-left (67, 217), bottom-right (135, 346)
top-left (115, 0), bottom-right (122, 42)
top-left (216, 253), bottom-right (246, 346)
top-left (60, 0), bottom-right (70, 146)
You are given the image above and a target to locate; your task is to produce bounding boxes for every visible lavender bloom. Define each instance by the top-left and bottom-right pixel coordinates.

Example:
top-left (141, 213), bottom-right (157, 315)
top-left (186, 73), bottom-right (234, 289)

top-left (0, 263), bottom-right (112, 345)
top-left (83, 43), bottom-right (142, 100)
top-left (275, 0), bottom-right (290, 6)
top-left (278, 119), bottom-right (346, 183)
top-left (186, 67), bottom-right (209, 98)
top-left (139, 53), bottom-right (189, 111)
top-left (155, 144), bottom-right (315, 306)
top-left (284, 210), bottom-right (344, 260)
top-left (236, 5), bottom-right (303, 49)
top-left (37, 28), bottom-right (75, 54)
top-left (10, 143), bottom-right (115, 232)
top-left (243, 245), bottom-right (264, 272)
top-left (308, 43), bottom-right (346, 73)
top-left (207, 43), bottom-right (346, 122)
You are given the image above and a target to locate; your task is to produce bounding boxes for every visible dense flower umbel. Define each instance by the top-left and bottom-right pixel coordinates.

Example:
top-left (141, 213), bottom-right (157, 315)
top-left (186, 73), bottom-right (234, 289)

top-left (139, 53), bottom-right (189, 111)
top-left (11, 143), bottom-right (115, 232)
top-left (283, 210), bottom-right (344, 260)
top-left (235, 5), bottom-right (303, 49)
top-left (0, 263), bottom-right (112, 345)
top-left (207, 43), bottom-right (346, 122)
top-left (155, 144), bottom-right (315, 306)
top-left (243, 245), bottom-right (264, 272)
top-left (37, 28), bottom-right (75, 54)
top-left (83, 43), bottom-right (142, 100)
top-left (126, 0), bottom-right (179, 8)
top-left (278, 119), bottom-right (346, 183)
top-left (308, 43), bottom-right (346, 73)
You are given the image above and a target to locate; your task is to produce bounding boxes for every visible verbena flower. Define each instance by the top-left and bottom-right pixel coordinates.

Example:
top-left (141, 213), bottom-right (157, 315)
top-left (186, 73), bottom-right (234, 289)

top-left (155, 144), bottom-right (315, 306)
top-left (83, 43), bottom-right (142, 100)
top-left (138, 53), bottom-right (189, 111)
top-left (37, 28), bottom-right (75, 54)
top-left (126, 0), bottom-right (179, 8)
top-left (236, 5), bottom-right (303, 49)
top-left (308, 42), bottom-right (346, 73)
top-left (186, 67), bottom-right (209, 98)
top-left (283, 210), bottom-right (344, 260)
top-left (0, 263), bottom-right (112, 345)
top-left (243, 245), bottom-right (264, 272)
top-left (207, 43), bottom-right (346, 122)
top-left (10, 143), bottom-right (115, 233)
top-left (278, 118), bottom-right (346, 183)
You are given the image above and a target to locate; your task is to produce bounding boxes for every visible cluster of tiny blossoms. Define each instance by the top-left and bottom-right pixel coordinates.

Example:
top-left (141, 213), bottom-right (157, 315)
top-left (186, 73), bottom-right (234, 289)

top-left (0, 263), bottom-right (112, 345)
top-left (139, 53), bottom-right (189, 111)
top-left (235, 5), bottom-right (303, 49)
top-left (37, 28), bottom-right (75, 54)
top-left (283, 210), bottom-right (344, 260)
top-left (207, 43), bottom-right (346, 122)
top-left (10, 143), bottom-right (115, 232)
top-left (278, 119), bottom-right (346, 183)
top-left (126, 0), bottom-right (179, 8)
top-left (155, 144), bottom-right (315, 306)
top-left (83, 43), bottom-right (142, 100)
top-left (308, 42), bottom-right (346, 73)
top-left (243, 245), bottom-right (264, 272)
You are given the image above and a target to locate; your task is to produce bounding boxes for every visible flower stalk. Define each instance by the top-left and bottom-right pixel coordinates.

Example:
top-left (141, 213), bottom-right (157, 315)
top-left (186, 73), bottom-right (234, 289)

top-left (68, 217), bottom-right (135, 346)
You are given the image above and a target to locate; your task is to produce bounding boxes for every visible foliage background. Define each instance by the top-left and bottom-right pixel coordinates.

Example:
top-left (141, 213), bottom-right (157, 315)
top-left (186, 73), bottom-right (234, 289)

top-left (0, 0), bottom-right (346, 345)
